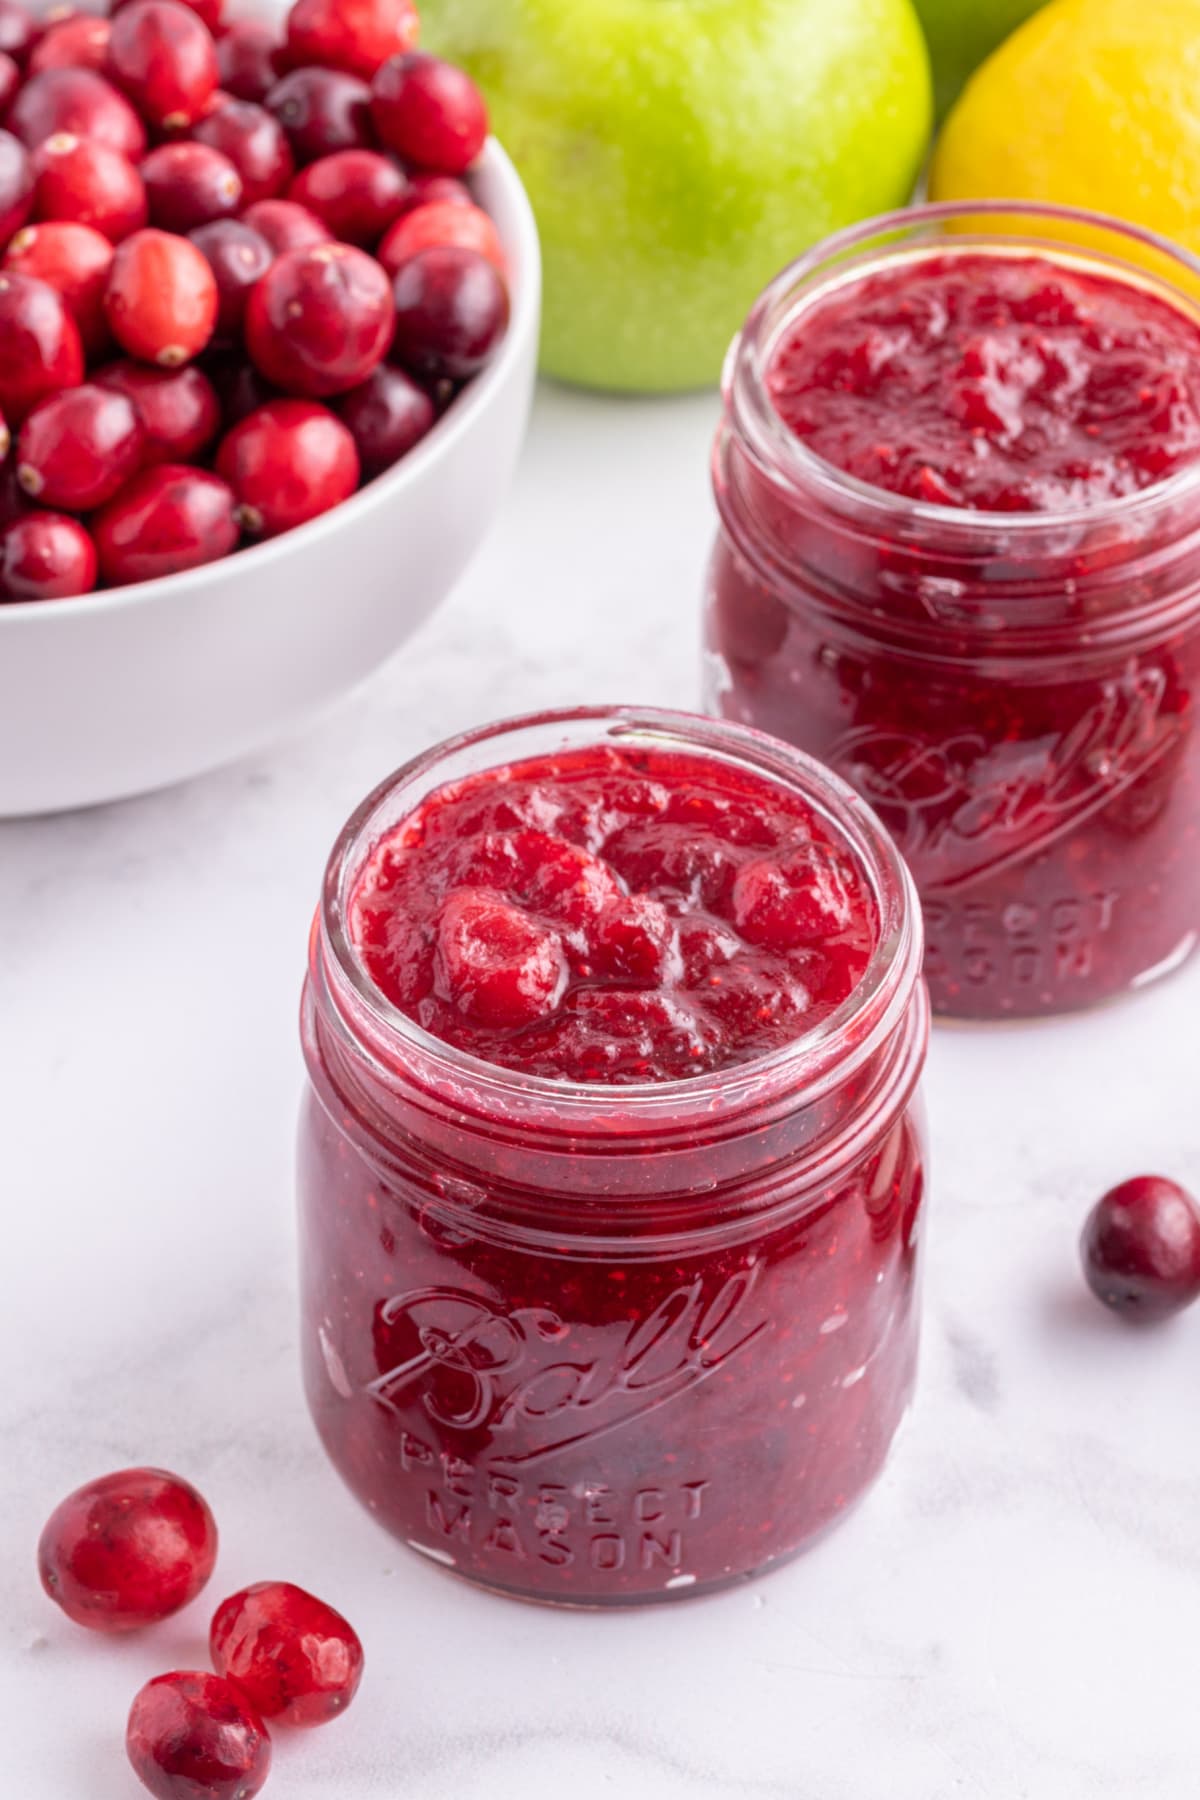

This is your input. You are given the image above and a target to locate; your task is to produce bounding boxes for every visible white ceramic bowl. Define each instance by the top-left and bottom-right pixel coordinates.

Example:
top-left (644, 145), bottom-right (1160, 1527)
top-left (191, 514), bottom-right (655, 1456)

top-left (0, 131), bottom-right (541, 815)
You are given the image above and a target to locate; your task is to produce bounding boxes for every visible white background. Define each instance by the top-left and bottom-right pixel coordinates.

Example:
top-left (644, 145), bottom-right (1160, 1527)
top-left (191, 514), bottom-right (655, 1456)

top-left (4, 383), bottom-right (1199, 1799)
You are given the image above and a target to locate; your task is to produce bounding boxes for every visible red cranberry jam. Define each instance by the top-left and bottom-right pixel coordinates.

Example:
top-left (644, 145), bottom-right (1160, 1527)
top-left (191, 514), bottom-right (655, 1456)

top-left (299, 709), bottom-right (928, 1604)
top-left (707, 203), bottom-right (1200, 1019)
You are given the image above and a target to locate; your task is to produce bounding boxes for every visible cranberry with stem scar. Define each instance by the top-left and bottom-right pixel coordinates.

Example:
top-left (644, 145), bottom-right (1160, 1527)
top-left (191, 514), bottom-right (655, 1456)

top-left (0, 271), bottom-right (84, 424)
top-left (266, 66), bottom-right (373, 163)
top-left (245, 241), bottom-right (393, 396)
top-left (94, 462), bottom-right (238, 583)
top-left (94, 358), bottom-right (219, 463)
top-left (391, 244), bottom-right (508, 381)
top-left (1081, 1175), bottom-right (1200, 1322)
top-left (9, 68), bottom-right (147, 157)
top-left (141, 140), bottom-right (241, 232)
top-left (0, 127), bottom-right (35, 243)
top-left (105, 227), bottom-right (217, 365)
top-left (106, 0), bottom-right (218, 129)
top-left (287, 147), bottom-right (404, 246)
top-left (188, 217), bottom-right (271, 339)
top-left (38, 1467), bottom-right (218, 1631)
top-left (284, 0), bottom-right (418, 82)
top-left (378, 199), bottom-right (504, 277)
top-left (215, 20), bottom-right (280, 104)
top-left (239, 195), bottom-right (328, 254)
top-left (28, 15), bottom-right (111, 74)
top-left (33, 133), bottom-right (148, 243)
top-left (0, 510), bottom-right (96, 599)
top-left (126, 1672), bottom-right (270, 1800)
top-left (210, 1580), bottom-right (364, 1726)
top-left (216, 397), bottom-right (358, 535)
top-left (17, 381), bottom-right (142, 510)
top-left (4, 221), bottom-right (114, 353)
top-left (193, 98), bottom-right (293, 207)
top-left (336, 361), bottom-right (433, 476)
top-left (370, 52), bottom-right (488, 175)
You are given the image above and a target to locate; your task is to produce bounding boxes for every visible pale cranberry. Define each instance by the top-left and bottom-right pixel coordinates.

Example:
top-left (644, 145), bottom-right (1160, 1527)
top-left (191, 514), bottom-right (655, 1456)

top-left (32, 132), bottom-right (148, 242)
top-left (210, 1581), bottom-right (364, 1727)
top-left (215, 19), bottom-right (280, 104)
top-left (106, 0), bottom-right (218, 128)
top-left (379, 199), bottom-right (504, 277)
top-left (105, 227), bottom-right (217, 364)
top-left (239, 194), bottom-right (327, 254)
top-left (0, 509), bottom-right (96, 598)
top-left (0, 270), bottom-right (83, 422)
top-left (371, 52), bottom-right (488, 175)
top-left (3, 221), bottom-right (112, 352)
top-left (9, 68), bottom-right (147, 158)
top-left (1081, 1176), bottom-right (1200, 1321)
top-left (337, 362), bottom-right (432, 476)
top-left (113, 0), bottom-right (222, 30)
top-left (192, 97), bottom-right (292, 206)
top-left (266, 66), bottom-right (373, 163)
top-left (287, 147), bottom-right (404, 245)
top-left (436, 888), bottom-right (567, 1026)
top-left (0, 0), bottom-right (36, 67)
top-left (189, 217), bottom-right (271, 338)
top-left (284, 0), bottom-right (417, 81)
top-left (246, 241), bottom-right (393, 395)
top-left (95, 358), bottom-right (219, 462)
top-left (391, 244), bottom-right (508, 381)
top-left (28, 14), bottom-right (111, 73)
top-left (216, 397), bottom-right (358, 534)
top-left (141, 140), bottom-right (241, 231)
top-left (390, 170), bottom-right (471, 218)
top-left (0, 127), bottom-right (35, 242)
top-left (17, 381), bottom-right (141, 510)
top-left (0, 49), bottom-right (18, 113)
top-left (38, 1468), bottom-right (217, 1631)
top-left (127, 1673), bottom-right (270, 1800)
top-left (94, 462), bottom-right (237, 582)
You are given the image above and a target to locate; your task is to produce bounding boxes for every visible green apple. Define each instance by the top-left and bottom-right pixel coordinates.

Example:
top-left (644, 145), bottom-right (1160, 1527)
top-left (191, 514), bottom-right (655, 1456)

top-left (419, 0), bottom-right (932, 392)
top-left (913, 0), bottom-right (1050, 119)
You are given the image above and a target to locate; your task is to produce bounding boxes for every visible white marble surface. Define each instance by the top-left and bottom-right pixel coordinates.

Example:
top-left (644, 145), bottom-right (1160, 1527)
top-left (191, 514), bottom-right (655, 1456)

top-left (4, 383), bottom-right (1200, 1800)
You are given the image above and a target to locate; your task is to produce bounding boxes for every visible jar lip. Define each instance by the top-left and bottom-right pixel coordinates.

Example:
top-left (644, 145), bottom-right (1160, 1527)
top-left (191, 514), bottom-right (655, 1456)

top-left (728, 198), bottom-right (1200, 541)
top-left (316, 705), bottom-right (924, 1125)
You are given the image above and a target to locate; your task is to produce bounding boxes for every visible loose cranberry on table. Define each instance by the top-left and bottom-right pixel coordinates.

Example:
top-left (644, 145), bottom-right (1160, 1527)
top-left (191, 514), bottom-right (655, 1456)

top-left (0, 0), bottom-right (37, 67)
top-left (1081, 1176), bottom-right (1200, 1322)
top-left (189, 217), bottom-right (272, 338)
top-left (17, 380), bottom-right (142, 509)
top-left (391, 243), bottom-right (509, 381)
top-left (0, 126), bottom-right (35, 242)
top-left (32, 132), bottom-right (149, 243)
top-left (216, 397), bottom-right (358, 535)
top-left (141, 140), bottom-right (241, 232)
top-left (239, 194), bottom-right (329, 254)
top-left (245, 241), bottom-right (393, 396)
top-left (192, 97), bottom-right (294, 206)
top-left (105, 227), bottom-right (217, 364)
top-left (287, 147), bottom-right (405, 246)
top-left (266, 66), bottom-right (373, 164)
top-left (38, 1467), bottom-right (218, 1630)
top-left (210, 1581), bottom-right (364, 1726)
top-left (378, 198), bottom-right (505, 277)
top-left (106, 0), bottom-right (218, 129)
top-left (0, 270), bottom-right (84, 422)
top-left (28, 13), bottom-right (111, 73)
top-left (8, 67), bottom-right (148, 158)
top-left (94, 462), bottom-right (238, 583)
top-left (370, 52), bottom-right (488, 175)
top-left (337, 361), bottom-right (433, 476)
top-left (284, 0), bottom-right (418, 82)
top-left (215, 19), bottom-right (280, 105)
top-left (0, 509), bottom-right (96, 599)
top-left (127, 1672), bottom-right (271, 1800)
top-left (95, 358), bottom-right (219, 461)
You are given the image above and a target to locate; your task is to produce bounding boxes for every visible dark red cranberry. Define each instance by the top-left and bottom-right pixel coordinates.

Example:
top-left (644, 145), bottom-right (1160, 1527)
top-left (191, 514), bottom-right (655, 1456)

top-left (9, 68), bottom-right (147, 158)
top-left (379, 198), bottom-right (503, 277)
top-left (0, 509), bottom-right (96, 599)
top-left (391, 244), bottom-right (508, 381)
top-left (284, 0), bottom-right (418, 81)
top-left (0, 0), bottom-right (37, 68)
top-left (0, 270), bottom-right (83, 423)
top-left (94, 462), bottom-right (237, 583)
top-left (141, 140), bottom-right (240, 231)
top-left (113, 0), bottom-right (223, 30)
top-left (336, 361), bottom-right (432, 476)
top-left (287, 148), bottom-right (404, 246)
top-left (33, 132), bottom-right (148, 242)
top-left (239, 195), bottom-right (328, 254)
top-left (1081, 1175), bottom-right (1200, 1322)
top-left (188, 217), bottom-right (271, 338)
top-left (192, 96), bottom-right (293, 205)
top-left (0, 127), bottom-right (35, 243)
top-left (127, 1672), bottom-right (270, 1800)
top-left (266, 66), bottom-right (373, 163)
top-left (390, 170), bottom-right (472, 218)
top-left (0, 49), bottom-right (18, 113)
top-left (216, 397), bottom-right (358, 534)
top-left (0, 454), bottom-right (30, 527)
top-left (38, 1468), bottom-right (218, 1631)
top-left (245, 242), bottom-right (393, 396)
top-left (95, 357), bottom-right (219, 462)
top-left (201, 348), bottom-right (276, 426)
top-left (105, 227), bottom-right (217, 364)
top-left (28, 14), bottom-right (111, 73)
top-left (3, 221), bottom-right (113, 353)
top-left (370, 52), bottom-right (488, 175)
top-left (210, 1581), bottom-right (364, 1726)
top-left (215, 19), bottom-right (281, 104)
top-left (17, 381), bottom-right (142, 510)
top-left (106, 0), bottom-right (218, 129)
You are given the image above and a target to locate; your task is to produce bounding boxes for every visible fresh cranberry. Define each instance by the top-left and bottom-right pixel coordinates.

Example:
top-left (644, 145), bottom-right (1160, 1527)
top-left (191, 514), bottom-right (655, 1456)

top-left (32, 132), bottom-right (148, 242)
top-left (202, 348), bottom-right (276, 426)
top-left (238, 195), bottom-right (328, 254)
top-left (94, 461), bottom-right (237, 582)
top-left (106, 0), bottom-right (218, 128)
top-left (336, 362), bottom-right (432, 476)
top-left (1081, 1176), bottom-right (1200, 1322)
top-left (127, 1672), bottom-right (270, 1800)
top-left (28, 14), bottom-right (111, 73)
top-left (38, 1467), bottom-right (218, 1631)
top-left (246, 242), bottom-right (393, 396)
top-left (0, 270), bottom-right (83, 423)
top-left (287, 147), bottom-right (404, 246)
top-left (94, 357), bottom-right (218, 462)
top-left (0, 127), bottom-right (35, 243)
top-left (17, 381), bottom-right (142, 510)
top-left (0, 509), bottom-right (96, 598)
top-left (284, 0), bottom-right (417, 81)
top-left (266, 66), bottom-right (373, 163)
top-left (215, 19), bottom-right (280, 104)
top-left (209, 1581), bottom-right (364, 1726)
top-left (379, 199), bottom-right (504, 277)
top-left (113, 0), bottom-right (223, 30)
top-left (105, 227), bottom-right (217, 364)
top-left (192, 97), bottom-right (293, 206)
top-left (391, 244), bottom-right (508, 381)
top-left (216, 397), bottom-right (358, 534)
top-left (9, 68), bottom-right (147, 158)
top-left (188, 217), bottom-right (271, 338)
top-left (370, 52), bottom-right (488, 175)
top-left (3, 221), bottom-right (112, 353)
top-left (391, 171), bottom-right (472, 218)
top-left (0, 0), bottom-right (37, 68)
top-left (141, 140), bottom-right (240, 231)
top-left (0, 49), bottom-right (18, 113)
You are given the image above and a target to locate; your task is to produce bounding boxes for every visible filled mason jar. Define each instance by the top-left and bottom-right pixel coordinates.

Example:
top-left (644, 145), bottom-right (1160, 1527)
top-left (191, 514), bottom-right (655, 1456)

top-left (298, 706), bottom-right (929, 1605)
top-left (706, 202), bottom-right (1200, 1019)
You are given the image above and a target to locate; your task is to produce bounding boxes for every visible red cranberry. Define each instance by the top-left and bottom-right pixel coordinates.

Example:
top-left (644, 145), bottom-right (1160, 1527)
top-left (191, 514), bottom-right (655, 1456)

top-left (1081, 1175), bottom-right (1200, 1322)
top-left (287, 147), bottom-right (403, 246)
top-left (33, 132), bottom-right (149, 242)
top-left (95, 357), bottom-right (219, 462)
top-left (0, 0), bottom-right (36, 67)
top-left (38, 1468), bottom-right (218, 1631)
top-left (0, 49), bottom-right (18, 113)
top-left (106, 0), bottom-right (218, 129)
top-left (239, 195), bottom-right (328, 254)
top-left (105, 227), bottom-right (217, 364)
top-left (113, 0), bottom-right (223, 31)
top-left (370, 52), bottom-right (488, 175)
top-left (390, 171), bottom-right (472, 219)
top-left (0, 127), bottom-right (35, 243)
top-left (3, 221), bottom-right (113, 353)
top-left (0, 509), bottom-right (96, 598)
top-left (9, 68), bottom-right (147, 158)
top-left (336, 361), bottom-right (432, 476)
top-left (284, 0), bottom-right (417, 81)
top-left (266, 66), bottom-right (373, 163)
top-left (127, 1672), bottom-right (270, 1800)
top-left (141, 140), bottom-right (240, 231)
top-left (246, 242), bottom-right (393, 396)
top-left (210, 1581), bottom-right (364, 1726)
top-left (188, 217), bottom-right (271, 338)
top-left (216, 397), bottom-right (358, 534)
top-left (391, 244), bottom-right (508, 381)
top-left (94, 461), bottom-right (237, 582)
top-left (28, 14), bottom-right (111, 73)
top-left (17, 381), bottom-right (142, 510)
top-left (192, 97), bottom-right (293, 206)
top-left (216, 20), bottom-right (281, 104)
top-left (379, 199), bottom-right (504, 277)
top-left (0, 270), bottom-right (83, 422)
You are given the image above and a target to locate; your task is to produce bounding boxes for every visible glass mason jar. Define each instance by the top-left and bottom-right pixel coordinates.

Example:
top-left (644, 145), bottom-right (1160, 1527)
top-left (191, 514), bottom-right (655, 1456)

top-left (298, 707), bottom-right (929, 1606)
top-left (706, 202), bottom-right (1200, 1020)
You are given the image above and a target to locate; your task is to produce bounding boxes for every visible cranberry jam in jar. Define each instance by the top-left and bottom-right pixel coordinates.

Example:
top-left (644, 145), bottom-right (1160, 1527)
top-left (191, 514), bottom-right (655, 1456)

top-left (707, 203), bottom-right (1200, 1019)
top-left (299, 708), bottom-right (928, 1605)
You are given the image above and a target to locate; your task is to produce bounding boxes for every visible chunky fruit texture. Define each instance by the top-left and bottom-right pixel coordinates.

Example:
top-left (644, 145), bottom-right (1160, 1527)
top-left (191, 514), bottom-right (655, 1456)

top-left (126, 1671), bottom-right (270, 1800)
top-left (37, 1466), bottom-right (217, 1631)
top-left (1081, 1176), bottom-right (1200, 1322)
top-left (210, 1581), bottom-right (364, 1725)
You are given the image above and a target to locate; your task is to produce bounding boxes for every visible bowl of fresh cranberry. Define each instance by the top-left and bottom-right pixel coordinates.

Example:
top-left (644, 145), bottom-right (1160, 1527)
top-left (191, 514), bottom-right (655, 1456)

top-left (0, 0), bottom-right (539, 814)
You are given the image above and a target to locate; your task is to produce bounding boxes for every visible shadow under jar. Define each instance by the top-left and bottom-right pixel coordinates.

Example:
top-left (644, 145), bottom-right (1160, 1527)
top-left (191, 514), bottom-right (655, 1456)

top-left (706, 203), bottom-right (1200, 1020)
top-left (298, 707), bottom-right (929, 1605)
